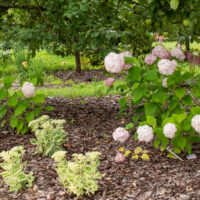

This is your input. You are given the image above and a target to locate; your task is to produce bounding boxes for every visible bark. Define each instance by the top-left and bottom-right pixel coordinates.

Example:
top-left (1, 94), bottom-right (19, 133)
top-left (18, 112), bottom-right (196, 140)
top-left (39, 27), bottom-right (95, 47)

top-left (185, 37), bottom-right (190, 51)
top-left (75, 51), bottom-right (81, 73)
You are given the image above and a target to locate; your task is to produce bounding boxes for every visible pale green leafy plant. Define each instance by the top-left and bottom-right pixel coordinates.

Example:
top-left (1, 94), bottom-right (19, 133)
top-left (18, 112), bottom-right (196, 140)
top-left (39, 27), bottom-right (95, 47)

top-left (29, 115), bottom-right (67, 157)
top-left (0, 146), bottom-right (34, 193)
top-left (52, 151), bottom-right (102, 197)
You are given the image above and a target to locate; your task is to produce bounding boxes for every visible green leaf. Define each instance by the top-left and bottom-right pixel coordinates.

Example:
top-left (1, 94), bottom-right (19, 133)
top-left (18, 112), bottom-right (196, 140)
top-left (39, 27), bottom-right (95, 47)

top-left (144, 103), bottom-right (158, 116)
top-left (3, 75), bottom-right (15, 88)
top-left (175, 88), bottom-right (186, 99)
top-left (186, 144), bottom-right (192, 154)
top-left (16, 120), bottom-right (24, 134)
top-left (181, 72), bottom-right (193, 81)
top-left (171, 113), bottom-right (187, 123)
top-left (10, 115), bottom-right (18, 128)
top-left (144, 70), bottom-right (158, 81)
top-left (133, 87), bottom-right (145, 102)
top-left (32, 94), bottom-right (45, 104)
top-left (161, 137), bottom-right (169, 149)
top-left (15, 102), bottom-right (27, 116)
top-left (191, 107), bottom-right (200, 115)
top-left (0, 106), bottom-right (7, 118)
top-left (126, 66), bottom-right (141, 82)
top-left (45, 106), bottom-right (54, 111)
top-left (25, 112), bottom-right (34, 122)
top-left (132, 115), bottom-right (139, 123)
top-left (169, 98), bottom-right (179, 111)
top-left (173, 147), bottom-right (181, 154)
top-left (30, 139), bottom-right (38, 145)
top-left (125, 123), bottom-right (134, 130)
top-left (170, 0), bottom-right (179, 10)
top-left (152, 90), bottom-right (167, 105)
top-left (182, 95), bottom-right (193, 106)
top-left (177, 136), bottom-right (186, 150)
top-left (146, 116), bottom-right (157, 128)
top-left (7, 93), bottom-right (18, 107)
top-left (0, 88), bottom-right (8, 100)
top-left (84, 166), bottom-right (92, 173)
top-left (154, 139), bottom-right (161, 148)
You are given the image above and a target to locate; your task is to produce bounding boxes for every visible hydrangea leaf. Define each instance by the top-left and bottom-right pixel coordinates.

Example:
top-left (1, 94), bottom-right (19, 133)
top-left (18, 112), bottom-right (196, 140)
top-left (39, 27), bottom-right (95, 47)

top-left (141, 153), bottom-right (150, 161)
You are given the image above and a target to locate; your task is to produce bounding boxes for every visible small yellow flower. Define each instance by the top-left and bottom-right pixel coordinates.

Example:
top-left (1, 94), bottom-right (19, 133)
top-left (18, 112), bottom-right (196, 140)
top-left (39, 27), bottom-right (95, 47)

top-left (22, 62), bottom-right (28, 67)
top-left (118, 147), bottom-right (125, 152)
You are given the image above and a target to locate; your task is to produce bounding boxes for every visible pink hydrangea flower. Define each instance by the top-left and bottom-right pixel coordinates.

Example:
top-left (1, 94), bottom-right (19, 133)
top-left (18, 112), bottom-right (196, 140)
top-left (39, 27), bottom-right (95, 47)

top-left (114, 152), bottom-right (125, 163)
top-left (105, 78), bottom-right (115, 87)
top-left (144, 54), bottom-right (157, 65)
top-left (152, 45), bottom-right (164, 57)
top-left (112, 127), bottom-right (130, 143)
top-left (104, 52), bottom-right (123, 73)
top-left (171, 60), bottom-right (178, 67)
top-left (171, 48), bottom-right (185, 61)
top-left (158, 59), bottom-right (177, 75)
top-left (162, 78), bottom-right (168, 88)
top-left (120, 51), bottom-right (133, 70)
top-left (22, 82), bottom-right (35, 98)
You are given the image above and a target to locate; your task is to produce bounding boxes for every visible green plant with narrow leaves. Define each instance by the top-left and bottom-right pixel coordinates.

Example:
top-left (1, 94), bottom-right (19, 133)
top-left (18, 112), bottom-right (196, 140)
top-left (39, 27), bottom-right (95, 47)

top-left (0, 70), bottom-right (53, 134)
top-left (29, 115), bottom-right (67, 157)
top-left (0, 146), bottom-right (34, 193)
top-left (52, 151), bottom-right (102, 197)
top-left (115, 56), bottom-right (200, 156)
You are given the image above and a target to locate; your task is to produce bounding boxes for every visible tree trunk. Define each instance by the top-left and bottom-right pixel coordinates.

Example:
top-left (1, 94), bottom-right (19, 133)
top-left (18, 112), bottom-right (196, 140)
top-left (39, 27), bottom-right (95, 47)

top-left (75, 51), bottom-right (81, 73)
top-left (185, 37), bottom-right (190, 51)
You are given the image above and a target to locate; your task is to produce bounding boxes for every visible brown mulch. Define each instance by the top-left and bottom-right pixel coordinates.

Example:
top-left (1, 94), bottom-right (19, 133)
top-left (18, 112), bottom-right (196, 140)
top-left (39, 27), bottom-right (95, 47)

top-left (0, 96), bottom-right (200, 200)
top-left (53, 69), bottom-right (125, 84)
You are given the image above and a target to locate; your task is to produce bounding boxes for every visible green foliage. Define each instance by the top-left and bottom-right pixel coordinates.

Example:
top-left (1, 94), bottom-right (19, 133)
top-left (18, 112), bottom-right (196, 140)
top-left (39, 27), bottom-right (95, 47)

top-left (0, 146), bottom-right (34, 193)
top-left (115, 56), bottom-right (200, 154)
top-left (0, 72), bottom-right (52, 134)
top-left (14, 48), bottom-right (45, 86)
top-left (52, 151), bottom-right (102, 197)
top-left (29, 115), bottom-right (67, 157)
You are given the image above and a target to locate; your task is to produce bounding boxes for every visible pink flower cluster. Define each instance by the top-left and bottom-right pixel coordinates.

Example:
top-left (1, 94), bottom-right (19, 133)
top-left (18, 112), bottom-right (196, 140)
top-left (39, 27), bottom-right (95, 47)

top-left (104, 51), bottom-right (133, 73)
top-left (114, 152), bottom-right (125, 163)
top-left (144, 54), bottom-right (157, 65)
top-left (112, 127), bottom-right (130, 143)
top-left (152, 45), bottom-right (171, 59)
top-left (171, 48), bottom-right (185, 61)
top-left (105, 78), bottom-right (115, 87)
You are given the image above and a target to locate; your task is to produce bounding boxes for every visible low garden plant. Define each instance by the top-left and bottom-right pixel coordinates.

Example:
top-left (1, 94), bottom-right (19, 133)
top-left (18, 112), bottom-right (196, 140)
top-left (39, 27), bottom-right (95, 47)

top-left (52, 151), bottom-right (102, 197)
top-left (0, 71), bottom-right (53, 134)
top-left (0, 146), bottom-right (34, 193)
top-left (29, 115), bottom-right (67, 157)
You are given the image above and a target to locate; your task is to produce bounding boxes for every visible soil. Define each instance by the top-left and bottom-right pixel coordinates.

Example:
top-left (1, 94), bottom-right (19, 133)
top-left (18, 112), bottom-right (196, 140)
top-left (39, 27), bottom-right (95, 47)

top-left (0, 96), bottom-right (200, 200)
top-left (53, 69), bottom-right (125, 84)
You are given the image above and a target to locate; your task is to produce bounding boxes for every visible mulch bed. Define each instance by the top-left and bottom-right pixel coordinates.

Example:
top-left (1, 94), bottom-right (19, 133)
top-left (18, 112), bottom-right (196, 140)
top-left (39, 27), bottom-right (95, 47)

top-left (0, 96), bottom-right (200, 200)
top-left (53, 69), bottom-right (125, 84)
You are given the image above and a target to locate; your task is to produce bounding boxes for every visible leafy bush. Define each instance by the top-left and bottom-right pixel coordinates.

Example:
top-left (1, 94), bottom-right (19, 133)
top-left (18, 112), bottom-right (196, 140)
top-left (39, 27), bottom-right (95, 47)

top-left (0, 146), bottom-right (34, 193)
top-left (29, 115), bottom-right (67, 157)
top-left (111, 49), bottom-right (200, 156)
top-left (0, 71), bottom-right (53, 134)
top-left (52, 151), bottom-right (102, 197)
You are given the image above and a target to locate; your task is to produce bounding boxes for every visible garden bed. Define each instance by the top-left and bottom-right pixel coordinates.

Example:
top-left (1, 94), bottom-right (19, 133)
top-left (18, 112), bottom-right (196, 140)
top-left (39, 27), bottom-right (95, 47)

top-left (0, 96), bottom-right (200, 200)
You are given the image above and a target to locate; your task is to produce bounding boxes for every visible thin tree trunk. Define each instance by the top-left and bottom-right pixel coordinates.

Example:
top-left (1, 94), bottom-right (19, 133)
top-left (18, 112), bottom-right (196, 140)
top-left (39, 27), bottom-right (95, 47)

top-left (185, 37), bottom-right (190, 51)
top-left (75, 51), bottom-right (81, 73)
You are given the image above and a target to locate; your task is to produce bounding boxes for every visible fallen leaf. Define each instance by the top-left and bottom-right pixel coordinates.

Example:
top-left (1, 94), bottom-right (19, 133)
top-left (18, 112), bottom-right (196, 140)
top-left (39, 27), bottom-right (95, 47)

top-left (134, 146), bottom-right (143, 154)
top-left (131, 155), bottom-right (139, 160)
top-left (141, 153), bottom-right (150, 161)
top-left (118, 147), bottom-right (125, 152)
top-left (124, 150), bottom-right (131, 157)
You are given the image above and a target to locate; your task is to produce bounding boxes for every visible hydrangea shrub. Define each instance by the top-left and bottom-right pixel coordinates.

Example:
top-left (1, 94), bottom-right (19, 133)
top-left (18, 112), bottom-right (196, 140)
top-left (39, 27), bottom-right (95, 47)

top-left (0, 146), bottom-right (34, 193)
top-left (29, 115), bottom-right (67, 157)
top-left (52, 151), bottom-right (102, 197)
top-left (0, 71), bottom-right (53, 134)
top-left (105, 46), bottom-right (200, 155)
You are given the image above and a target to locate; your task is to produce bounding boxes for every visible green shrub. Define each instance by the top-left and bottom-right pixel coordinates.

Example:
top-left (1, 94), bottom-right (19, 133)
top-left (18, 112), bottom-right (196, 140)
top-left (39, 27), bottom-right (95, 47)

top-left (0, 146), bottom-right (34, 193)
top-left (52, 151), bottom-right (102, 197)
top-left (115, 56), bottom-right (200, 155)
top-left (0, 71), bottom-right (53, 134)
top-left (29, 115), bottom-right (67, 157)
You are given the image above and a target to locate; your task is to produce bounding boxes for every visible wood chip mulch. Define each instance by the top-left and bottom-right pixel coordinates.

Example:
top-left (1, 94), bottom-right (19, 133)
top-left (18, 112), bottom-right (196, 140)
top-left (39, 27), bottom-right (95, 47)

top-left (0, 96), bottom-right (200, 200)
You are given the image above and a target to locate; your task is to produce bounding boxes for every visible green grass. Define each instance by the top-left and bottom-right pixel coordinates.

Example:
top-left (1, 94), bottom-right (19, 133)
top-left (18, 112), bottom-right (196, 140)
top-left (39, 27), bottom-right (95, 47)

top-left (36, 50), bottom-right (76, 73)
top-left (37, 80), bottom-right (123, 98)
top-left (153, 41), bottom-right (200, 52)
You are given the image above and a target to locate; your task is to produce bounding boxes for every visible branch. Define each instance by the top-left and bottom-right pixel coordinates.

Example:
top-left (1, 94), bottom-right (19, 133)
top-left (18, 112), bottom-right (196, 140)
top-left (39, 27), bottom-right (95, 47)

top-left (0, 4), bottom-right (45, 10)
